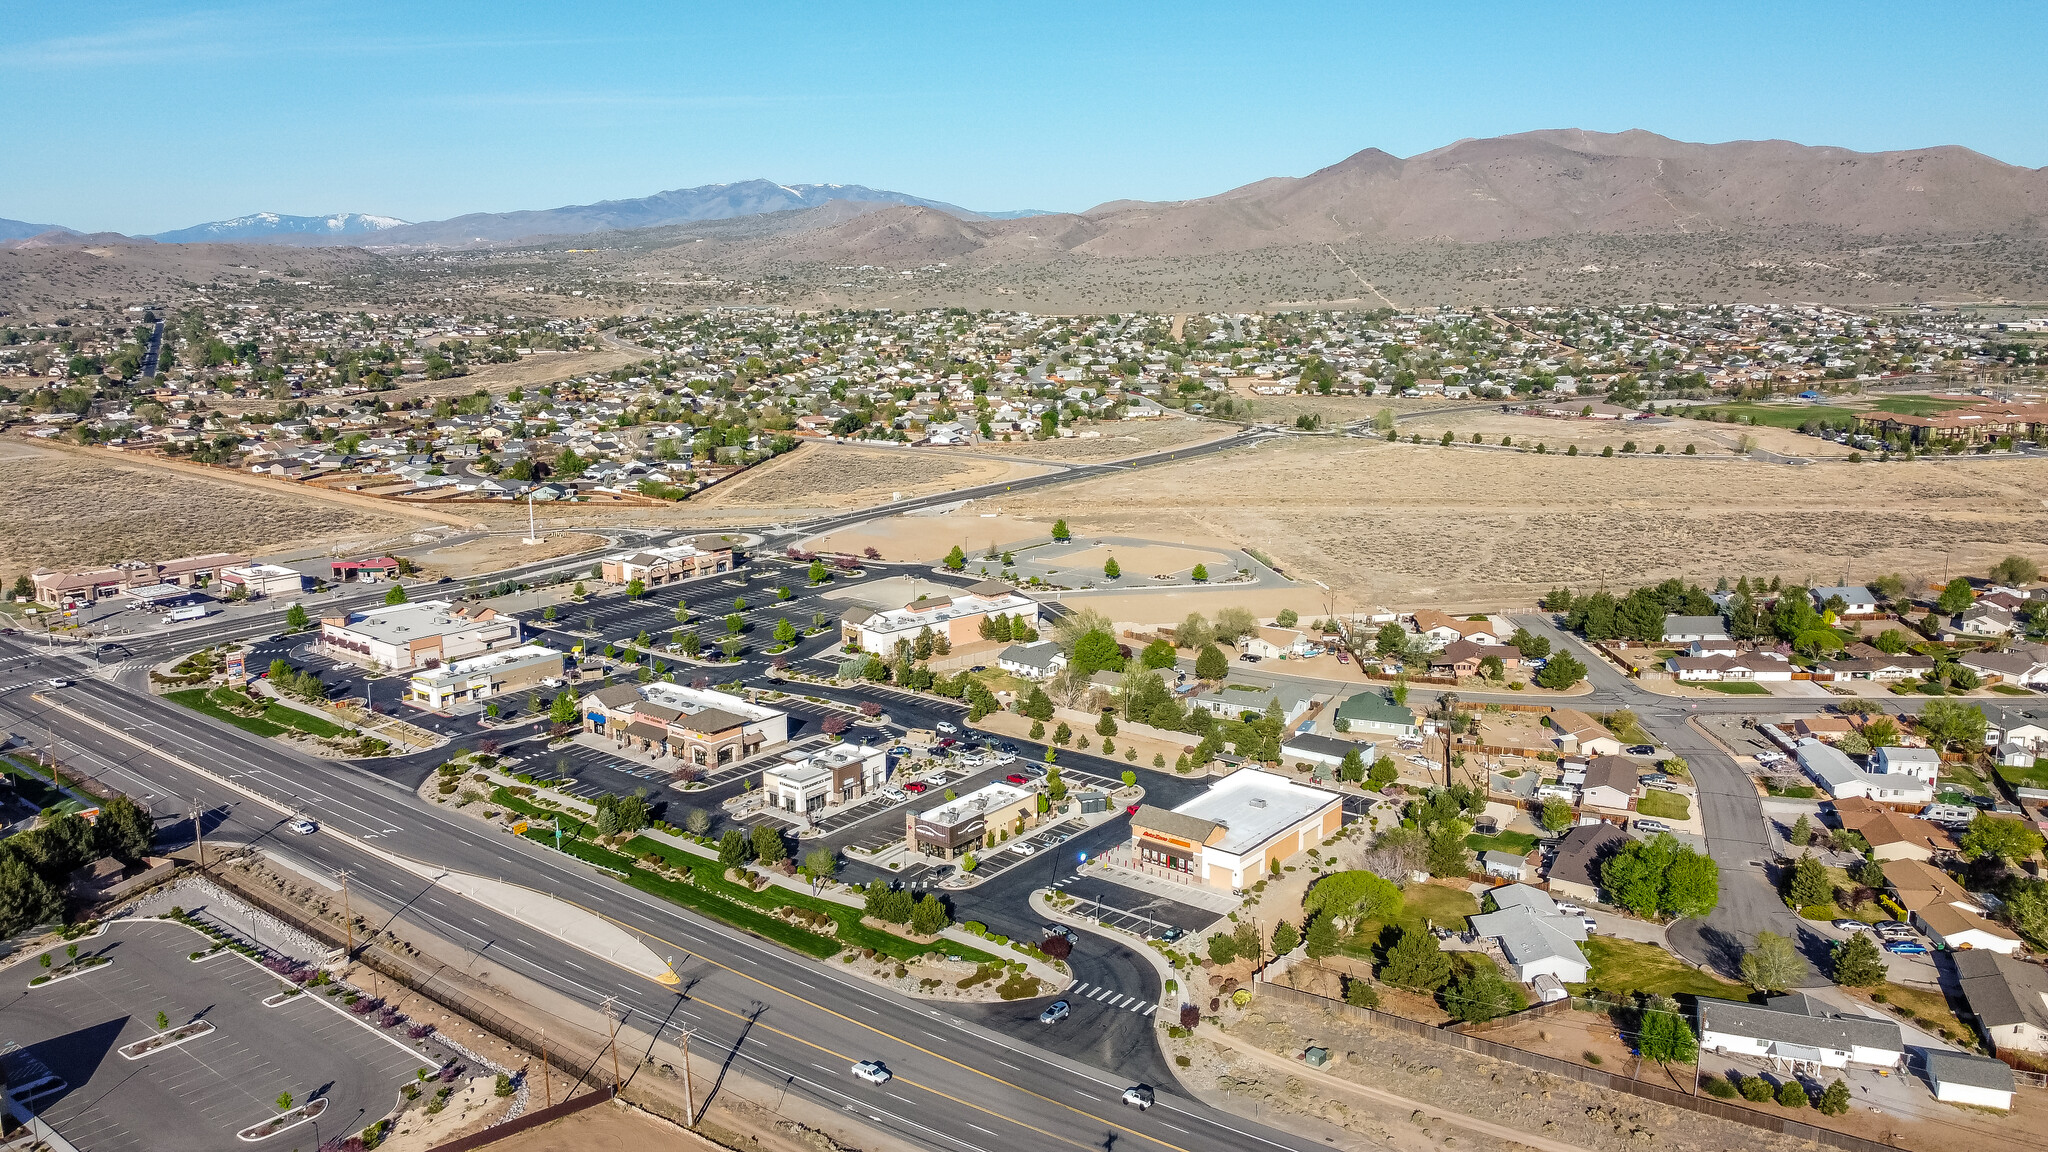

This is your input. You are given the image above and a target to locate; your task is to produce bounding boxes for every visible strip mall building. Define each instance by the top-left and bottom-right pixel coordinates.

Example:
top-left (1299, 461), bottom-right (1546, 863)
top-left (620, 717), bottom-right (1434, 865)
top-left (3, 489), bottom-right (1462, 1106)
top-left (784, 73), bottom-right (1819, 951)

top-left (1128, 769), bottom-right (1344, 891)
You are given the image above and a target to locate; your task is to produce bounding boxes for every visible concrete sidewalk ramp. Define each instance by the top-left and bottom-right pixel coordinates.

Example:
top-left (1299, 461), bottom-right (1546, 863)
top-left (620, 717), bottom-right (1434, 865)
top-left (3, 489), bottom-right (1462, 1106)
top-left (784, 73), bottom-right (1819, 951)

top-left (419, 866), bottom-right (678, 986)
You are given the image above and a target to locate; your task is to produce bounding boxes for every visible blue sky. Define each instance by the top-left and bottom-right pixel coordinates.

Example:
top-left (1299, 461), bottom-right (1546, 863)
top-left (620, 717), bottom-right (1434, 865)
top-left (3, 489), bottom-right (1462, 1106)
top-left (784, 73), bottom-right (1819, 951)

top-left (7, 1), bottom-right (2045, 235)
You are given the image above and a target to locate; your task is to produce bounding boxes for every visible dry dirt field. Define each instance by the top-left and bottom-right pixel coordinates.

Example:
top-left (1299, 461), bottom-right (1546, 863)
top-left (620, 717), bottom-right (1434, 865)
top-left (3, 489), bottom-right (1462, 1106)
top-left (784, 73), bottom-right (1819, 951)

top-left (972, 416), bottom-right (1232, 461)
top-left (1389, 408), bottom-right (1856, 459)
top-left (0, 440), bottom-right (423, 578)
top-left (806, 510), bottom-right (1055, 561)
top-left (687, 442), bottom-right (1051, 513)
top-left (1000, 435), bottom-right (2048, 609)
top-left (412, 532), bottom-right (606, 579)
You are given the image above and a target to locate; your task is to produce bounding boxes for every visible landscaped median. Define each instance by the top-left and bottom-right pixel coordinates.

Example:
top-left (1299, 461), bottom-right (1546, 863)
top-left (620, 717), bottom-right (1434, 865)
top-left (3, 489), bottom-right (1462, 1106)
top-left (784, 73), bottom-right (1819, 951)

top-left (164, 685), bottom-right (351, 740)
top-left (482, 785), bottom-right (1007, 967)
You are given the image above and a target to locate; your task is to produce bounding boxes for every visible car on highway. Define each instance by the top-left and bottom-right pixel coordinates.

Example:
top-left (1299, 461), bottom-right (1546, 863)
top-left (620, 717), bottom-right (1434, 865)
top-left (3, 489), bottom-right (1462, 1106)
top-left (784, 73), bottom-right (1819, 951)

top-left (1039, 1000), bottom-right (1071, 1024)
top-left (1121, 1085), bottom-right (1155, 1110)
top-left (935, 721), bottom-right (959, 735)
top-left (1627, 744), bottom-right (1656, 755)
top-left (1831, 919), bottom-right (1873, 933)
top-left (1883, 940), bottom-right (1929, 955)
top-left (850, 1060), bottom-right (893, 1085)
top-left (287, 819), bottom-right (318, 835)
top-left (1633, 819), bottom-right (1670, 833)
top-left (903, 781), bottom-right (929, 794)
top-left (1005, 773), bottom-right (1030, 786)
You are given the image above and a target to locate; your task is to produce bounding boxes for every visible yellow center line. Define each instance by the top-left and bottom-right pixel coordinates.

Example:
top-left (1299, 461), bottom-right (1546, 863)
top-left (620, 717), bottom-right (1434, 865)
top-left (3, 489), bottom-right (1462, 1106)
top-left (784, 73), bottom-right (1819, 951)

top-left (682, 989), bottom-right (1109, 1152)
top-left (573, 901), bottom-right (1196, 1152)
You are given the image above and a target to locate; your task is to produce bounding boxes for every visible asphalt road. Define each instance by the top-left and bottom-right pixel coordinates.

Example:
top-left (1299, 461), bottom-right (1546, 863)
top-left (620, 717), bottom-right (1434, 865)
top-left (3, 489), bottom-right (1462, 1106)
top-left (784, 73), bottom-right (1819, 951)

top-left (0, 640), bottom-right (1326, 1152)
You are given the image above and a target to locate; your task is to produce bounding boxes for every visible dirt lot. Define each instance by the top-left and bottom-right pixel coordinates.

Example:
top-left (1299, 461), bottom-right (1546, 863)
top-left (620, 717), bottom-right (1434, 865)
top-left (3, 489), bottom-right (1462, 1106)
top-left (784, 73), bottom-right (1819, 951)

top-left (973, 416), bottom-right (1232, 461)
top-left (413, 532), bottom-right (606, 580)
top-left (459, 1101), bottom-right (702, 1152)
top-left (1180, 990), bottom-right (2045, 1152)
top-left (999, 434), bottom-right (2048, 608)
top-left (0, 440), bottom-right (425, 577)
top-left (689, 442), bottom-right (1051, 512)
top-left (1388, 408), bottom-right (1855, 459)
top-left (807, 511), bottom-right (1056, 562)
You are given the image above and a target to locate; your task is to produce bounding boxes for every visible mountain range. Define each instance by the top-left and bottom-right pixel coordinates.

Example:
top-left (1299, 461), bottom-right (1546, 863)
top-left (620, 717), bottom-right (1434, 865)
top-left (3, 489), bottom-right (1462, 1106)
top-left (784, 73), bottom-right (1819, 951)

top-left (8, 131), bottom-right (2045, 261)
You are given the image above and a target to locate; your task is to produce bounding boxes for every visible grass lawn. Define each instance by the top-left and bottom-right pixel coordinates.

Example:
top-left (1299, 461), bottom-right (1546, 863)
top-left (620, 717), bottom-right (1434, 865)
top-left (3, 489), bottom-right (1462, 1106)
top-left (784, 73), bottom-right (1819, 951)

top-left (488, 788), bottom-right (993, 964)
top-left (1996, 762), bottom-right (2048, 789)
top-left (1766, 783), bottom-right (1819, 798)
top-left (1991, 684), bottom-right (2034, 696)
top-left (1465, 830), bottom-right (1540, 856)
top-left (1858, 983), bottom-right (1979, 1050)
top-left (1635, 790), bottom-right (1692, 821)
top-left (1701, 681), bottom-right (1770, 695)
top-left (1401, 883), bottom-right (1481, 930)
top-left (1863, 395), bottom-right (1960, 416)
top-left (1693, 402), bottom-right (1859, 429)
top-left (169, 687), bottom-right (350, 739)
top-left (1579, 936), bottom-right (1750, 1001)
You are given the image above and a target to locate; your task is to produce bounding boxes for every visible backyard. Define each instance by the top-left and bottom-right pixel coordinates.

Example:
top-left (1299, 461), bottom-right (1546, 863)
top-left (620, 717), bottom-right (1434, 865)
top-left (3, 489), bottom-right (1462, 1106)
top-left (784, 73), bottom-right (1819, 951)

top-left (1635, 789), bottom-right (1692, 821)
top-left (1576, 936), bottom-right (1750, 1000)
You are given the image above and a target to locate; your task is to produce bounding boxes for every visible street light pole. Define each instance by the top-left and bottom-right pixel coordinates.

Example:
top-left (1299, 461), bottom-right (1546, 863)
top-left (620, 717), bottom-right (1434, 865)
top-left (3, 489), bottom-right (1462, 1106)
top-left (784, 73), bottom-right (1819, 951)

top-left (677, 1028), bottom-right (697, 1125)
top-left (334, 869), bottom-right (355, 958)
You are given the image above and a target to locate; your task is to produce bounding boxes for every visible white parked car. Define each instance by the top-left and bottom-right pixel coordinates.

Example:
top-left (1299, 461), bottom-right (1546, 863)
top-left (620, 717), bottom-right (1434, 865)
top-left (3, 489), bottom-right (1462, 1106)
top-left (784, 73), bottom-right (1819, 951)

top-left (935, 721), bottom-right (959, 735)
top-left (1634, 819), bottom-right (1670, 833)
top-left (850, 1060), bottom-right (892, 1085)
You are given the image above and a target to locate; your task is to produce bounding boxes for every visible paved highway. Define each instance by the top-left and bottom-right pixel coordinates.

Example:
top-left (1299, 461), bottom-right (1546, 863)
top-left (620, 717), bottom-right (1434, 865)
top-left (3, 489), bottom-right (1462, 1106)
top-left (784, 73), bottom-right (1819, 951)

top-left (0, 637), bottom-right (1324, 1152)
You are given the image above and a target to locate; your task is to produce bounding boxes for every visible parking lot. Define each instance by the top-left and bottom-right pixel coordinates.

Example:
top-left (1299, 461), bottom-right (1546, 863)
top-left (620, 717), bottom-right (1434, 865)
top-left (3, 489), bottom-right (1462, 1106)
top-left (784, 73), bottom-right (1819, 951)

top-left (4, 919), bottom-right (427, 1152)
top-left (1051, 875), bottom-right (1224, 939)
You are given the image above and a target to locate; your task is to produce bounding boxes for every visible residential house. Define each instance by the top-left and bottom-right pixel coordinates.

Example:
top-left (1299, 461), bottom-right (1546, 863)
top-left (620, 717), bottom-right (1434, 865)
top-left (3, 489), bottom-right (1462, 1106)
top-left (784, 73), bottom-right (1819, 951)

top-left (1955, 950), bottom-right (2048, 1057)
top-left (1428, 640), bottom-right (1522, 678)
top-left (1545, 822), bottom-right (1629, 905)
top-left (1956, 603), bottom-right (2017, 637)
top-left (1546, 709), bottom-right (1622, 757)
top-left (1830, 797), bottom-right (1955, 862)
top-left (1667, 651), bottom-right (1793, 682)
top-left (1480, 851), bottom-right (1533, 883)
top-left (1467, 884), bottom-right (1589, 994)
top-left (1881, 858), bottom-right (1971, 914)
top-left (1581, 755), bottom-right (1641, 812)
top-left (1795, 738), bottom-right (1934, 804)
top-left (996, 640), bottom-right (1065, 680)
top-left (1916, 901), bottom-right (2024, 954)
top-left (1696, 993), bottom-right (1903, 1071)
top-left (1242, 626), bottom-right (1311, 661)
top-left (1409, 610), bottom-right (1499, 646)
top-left (1280, 733), bottom-right (1376, 772)
top-left (1959, 648), bottom-right (2048, 688)
top-left (1810, 586), bottom-right (1881, 617)
top-left (1871, 746), bottom-right (1941, 787)
top-left (1922, 1050), bottom-right (2016, 1111)
top-left (1661, 615), bottom-right (1730, 643)
top-left (1333, 690), bottom-right (1418, 739)
top-left (1820, 651), bottom-right (1935, 682)
top-left (1187, 682), bottom-right (1313, 726)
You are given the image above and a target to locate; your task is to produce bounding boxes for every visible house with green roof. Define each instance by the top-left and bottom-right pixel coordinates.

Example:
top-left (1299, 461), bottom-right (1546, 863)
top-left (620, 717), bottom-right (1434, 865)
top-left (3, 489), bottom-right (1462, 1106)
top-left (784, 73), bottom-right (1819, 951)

top-left (1334, 690), bottom-right (1418, 739)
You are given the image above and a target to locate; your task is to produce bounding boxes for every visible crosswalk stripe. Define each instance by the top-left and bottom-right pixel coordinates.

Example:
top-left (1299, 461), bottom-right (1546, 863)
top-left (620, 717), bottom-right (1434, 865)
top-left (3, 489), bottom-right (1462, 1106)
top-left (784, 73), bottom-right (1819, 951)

top-left (1142, 1004), bottom-right (1158, 1016)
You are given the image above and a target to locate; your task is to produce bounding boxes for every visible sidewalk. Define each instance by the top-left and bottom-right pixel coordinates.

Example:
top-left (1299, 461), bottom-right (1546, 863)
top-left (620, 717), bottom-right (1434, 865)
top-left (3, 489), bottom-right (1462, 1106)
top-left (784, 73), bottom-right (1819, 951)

top-left (1083, 851), bottom-right (1243, 915)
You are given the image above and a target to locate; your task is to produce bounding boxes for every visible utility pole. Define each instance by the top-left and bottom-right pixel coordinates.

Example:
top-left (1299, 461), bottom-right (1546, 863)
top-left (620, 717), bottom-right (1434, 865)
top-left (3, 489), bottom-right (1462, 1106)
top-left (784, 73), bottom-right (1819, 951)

top-left (540, 1030), bottom-right (552, 1108)
top-left (677, 1028), bottom-right (697, 1125)
top-left (192, 796), bottom-right (206, 870)
top-left (334, 869), bottom-right (355, 958)
top-left (601, 996), bottom-right (622, 1090)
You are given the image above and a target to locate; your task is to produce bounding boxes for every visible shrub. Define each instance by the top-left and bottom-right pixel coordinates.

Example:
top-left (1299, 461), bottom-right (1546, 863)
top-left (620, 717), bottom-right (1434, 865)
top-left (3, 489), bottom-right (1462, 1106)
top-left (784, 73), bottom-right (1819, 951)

top-left (1702, 1075), bottom-right (1739, 1099)
top-left (1740, 1075), bottom-right (1774, 1102)
top-left (1775, 1079), bottom-right (1810, 1108)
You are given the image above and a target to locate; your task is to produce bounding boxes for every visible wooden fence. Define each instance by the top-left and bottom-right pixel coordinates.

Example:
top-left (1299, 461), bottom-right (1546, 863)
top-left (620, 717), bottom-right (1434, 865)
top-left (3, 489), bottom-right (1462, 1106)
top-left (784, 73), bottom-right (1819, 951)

top-left (426, 1087), bottom-right (616, 1152)
top-left (1252, 980), bottom-right (1907, 1152)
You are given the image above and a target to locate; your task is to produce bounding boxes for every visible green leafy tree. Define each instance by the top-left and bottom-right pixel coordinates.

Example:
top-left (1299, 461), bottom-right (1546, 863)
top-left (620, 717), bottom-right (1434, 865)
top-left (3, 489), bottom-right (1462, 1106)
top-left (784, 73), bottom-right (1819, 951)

top-left (384, 583), bottom-right (408, 606)
top-left (1304, 870), bottom-right (1401, 922)
top-left (1539, 797), bottom-right (1575, 833)
top-left (1935, 577), bottom-right (1975, 614)
top-left (1270, 920), bottom-right (1299, 956)
top-left (1096, 711), bottom-right (1118, 737)
top-left (1789, 814), bottom-right (1813, 846)
top-left (1961, 813), bottom-right (2045, 862)
top-left (626, 577), bottom-right (646, 599)
top-left (1071, 629), bottom-right (1125, 676)
top-left (1426, 824), bottom-right (1469, 877)
top-left (1103, 557), bottom-right (1121, 579)
top-left (1206, 932), bottom-right (1238, 965)
top-left (751, 824), bottom-right (787, 864)
top-left (1740, 930), bottom-right (1804, 992)
top-left (1380, 927), bottom-right (1452, 990)
top-left (1817, 1078), bottom-right (1851, 1116)
top-left (718, 828), bottom-right (752, 866)
top-left (1305, 913), bottom-right (1339, 959)
top-left (277, 1091), bottom-right (293, 1112)
top-left (910, 894), bottom-right (951, 936)
top-left (1830, 932), bottom-right (1887, 987)
top-left (1141, 639), bottom-right (1178, 669)
top-left (1051, 519), bottom-right (1071, 542)
top-left (1022, 686), bottom-right (1055, 721)
top-left (1191, 563), bottom-right (1209, 582)
top-left (1338, 748), bottom-right (1365, 783)
top-left (1776, 1080), bottom-right (1811, 1108)
top-left (1638, 1008), bottom-right (1698, 1065)
top-left (1444, 961), bottom-right (1526, 1024)
top-left (1343, 976), bottom-right (1381, 1008)
top-left (284, 603), bottom-right (310, 631)
top-left (1052, 721), bottom-right (1072, 746)
top-left (0, 856), bottom-right (61, 936)
top-left (1917, 698), bottom-right (1988, 751)
top-left (773, 618), bottom-right (796, 646)
top-left (808, 559), bottom-right (828, 584)
top-left (1991, 555), bottom-right (2040, 586)
top-left (944, 545), bottom-right (966, 572)
top-left (1534, 651), bottom-right (1587, 690)
top-left (549, 691), bottom-right (579, 726)
top-left (1368, 756), bottom-right (1399, 790)
top-left (1786, 852), bottom-right (1833, 908)
top-left (1195, 643), bottom-right (1227, 680)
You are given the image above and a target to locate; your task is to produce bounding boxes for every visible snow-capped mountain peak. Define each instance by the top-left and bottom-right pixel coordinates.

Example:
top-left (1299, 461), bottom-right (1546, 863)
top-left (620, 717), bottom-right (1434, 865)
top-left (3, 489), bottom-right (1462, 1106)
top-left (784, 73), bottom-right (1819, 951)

top-left (150, 211), bottom-right (411, 244)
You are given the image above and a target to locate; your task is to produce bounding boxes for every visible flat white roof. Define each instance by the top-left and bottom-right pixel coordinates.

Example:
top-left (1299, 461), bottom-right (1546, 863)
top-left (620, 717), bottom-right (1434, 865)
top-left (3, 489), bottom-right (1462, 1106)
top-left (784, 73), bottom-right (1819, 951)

top-left (1170, 769), bottom-right (1340, 856)
top-left (409, 643), bottom-right (558, 682)
top-left (919, 781), bottom-right (1030, 827)
top-left (637, 681), bottom-right (783, 725)
top-left (339, 599), bottom-right (506, 646)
